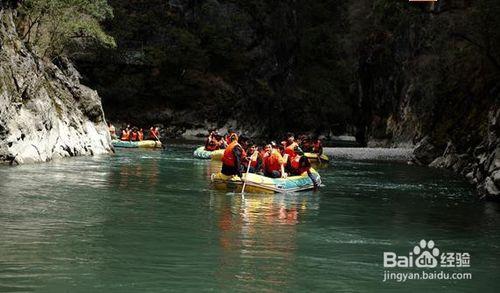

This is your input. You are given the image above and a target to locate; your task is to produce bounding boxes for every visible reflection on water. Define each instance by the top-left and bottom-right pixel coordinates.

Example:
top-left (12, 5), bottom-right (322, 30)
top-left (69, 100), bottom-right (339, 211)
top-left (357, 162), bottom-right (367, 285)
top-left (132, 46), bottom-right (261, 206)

top-left (0, 145), bottom-right (499, 292)
top-left (211, 193), bottom-right (320, 291)
top-left (111, 155), bottom-right (160, 191)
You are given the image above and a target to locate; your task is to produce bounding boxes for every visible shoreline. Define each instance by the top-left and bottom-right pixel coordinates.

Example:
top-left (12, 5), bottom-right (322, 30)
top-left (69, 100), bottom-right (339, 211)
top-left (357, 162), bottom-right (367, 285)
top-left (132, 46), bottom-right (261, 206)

top-left (323, 147), bottom-right (413, 162)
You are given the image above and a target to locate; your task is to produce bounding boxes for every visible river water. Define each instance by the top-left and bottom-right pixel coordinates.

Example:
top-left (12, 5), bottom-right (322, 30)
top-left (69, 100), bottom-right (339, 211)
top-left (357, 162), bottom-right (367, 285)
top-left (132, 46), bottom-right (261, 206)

top-left (0, 144), bottom-right (499, 292)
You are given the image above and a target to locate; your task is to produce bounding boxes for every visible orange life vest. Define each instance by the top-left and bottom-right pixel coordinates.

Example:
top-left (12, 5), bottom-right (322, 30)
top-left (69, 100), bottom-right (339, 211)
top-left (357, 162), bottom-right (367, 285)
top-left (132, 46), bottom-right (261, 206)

top-left (121, 130), bottom-right (130, 141)
top-left (265, 149), bottom-right (284, 173)
top-left (249, 152), bottom-right (260, 168)
top-left (222, 141), bottom-right (241, 167)
top-left (138, 131), bottom-right (144, 141)
top-left (130, 131), bottom-right (138, 141)
top-left (291, 155), bottom-right (301, 169)
top-left (148, 128), bottom-right (158, 140)
top-left (291, 156), bottom-right (310, 175)
top-left (285, 142), bottom-right (298, 160)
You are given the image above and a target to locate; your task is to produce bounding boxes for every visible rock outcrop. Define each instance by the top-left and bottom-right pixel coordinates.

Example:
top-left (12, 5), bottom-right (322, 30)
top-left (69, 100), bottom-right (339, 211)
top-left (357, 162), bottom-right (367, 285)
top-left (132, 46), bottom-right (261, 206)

top-left (414, 108), bottom-right (500, 199)
top-left (0, 9), bottom-right (112, 164)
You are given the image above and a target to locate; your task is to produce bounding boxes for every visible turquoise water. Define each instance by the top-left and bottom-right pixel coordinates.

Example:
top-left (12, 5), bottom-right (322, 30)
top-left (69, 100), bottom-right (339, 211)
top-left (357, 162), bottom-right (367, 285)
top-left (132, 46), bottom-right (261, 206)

top-left (0, 144), bottom-right (499, 292)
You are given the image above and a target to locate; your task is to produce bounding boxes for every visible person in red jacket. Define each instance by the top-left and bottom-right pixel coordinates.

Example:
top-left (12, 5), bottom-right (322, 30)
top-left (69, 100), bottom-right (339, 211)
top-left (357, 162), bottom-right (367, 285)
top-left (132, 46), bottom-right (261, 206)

top-left (284, 136), bottom-right (297, 159)
top-left (148, 126), bottom-right (160, 140)
top-left (225, 129), bottom-right (235, 146)
top-left (313, 138), bottom-right (323, 155)
top-left (130, 128), bottom-right (138, 141)
top-left (289, 155), bottom-right (319, 190)
top-left (243, 144), bottom-right (263, 174)
top-left (138, 128), bottom-right (144, 141)
top-left (205, 131), bottom-right (219, 151)
top-left (120, 127), bottom-right (130, 141)
top-left (221, 134), bottom-right (244, 177)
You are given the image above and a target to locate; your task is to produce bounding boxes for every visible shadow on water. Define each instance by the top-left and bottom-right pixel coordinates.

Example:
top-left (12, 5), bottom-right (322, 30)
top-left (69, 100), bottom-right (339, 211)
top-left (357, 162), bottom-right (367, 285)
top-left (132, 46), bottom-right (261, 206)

top-left (0, 144), bottom-right (499, 292)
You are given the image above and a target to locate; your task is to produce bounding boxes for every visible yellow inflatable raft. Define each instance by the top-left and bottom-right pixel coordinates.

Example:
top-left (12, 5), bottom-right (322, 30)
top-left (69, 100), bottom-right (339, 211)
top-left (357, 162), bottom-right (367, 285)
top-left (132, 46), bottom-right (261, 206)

top-left (211, 169), bottom-right (321, 193)
top-left (304, 152), bottom-right (330, 163)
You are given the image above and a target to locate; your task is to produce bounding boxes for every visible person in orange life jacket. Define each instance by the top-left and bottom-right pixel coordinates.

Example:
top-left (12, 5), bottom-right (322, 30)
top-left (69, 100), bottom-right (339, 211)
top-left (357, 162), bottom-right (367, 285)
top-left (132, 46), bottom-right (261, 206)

top-left (284, 134), bottom-right (304, 161)
top-left (313, 138), bottom-right (323, 155)
top-left (130, 128), bottom-right (139, 141)
top-left (289, 155), bottom-right (319, 190)
top-left (148, 126), bottom-right (160, 140)
top-left (217, 134), bottom-right (227, 149)
top-left (204, 131), bottom-right (213, 150)
top-left (263, 142), bottom-right (288, 178)
top-left (120, 126), bottom-right (130, 141)
top-left (245, 144), bottom-right (263, 174)
top-left (284, 134), bottom-right (306, 173)
top-left (221, 133), bottom-right (244, 177)
top-left (205, 131), bottom-right (219, 151)
top-left (260, 144), bottom-right (271, 171)
top-left (225, 129), bottom-right (236, 145)
top-left (138, 128), bottom-right (144, 141)
top-left (211, 132), bottom-right (226, 149)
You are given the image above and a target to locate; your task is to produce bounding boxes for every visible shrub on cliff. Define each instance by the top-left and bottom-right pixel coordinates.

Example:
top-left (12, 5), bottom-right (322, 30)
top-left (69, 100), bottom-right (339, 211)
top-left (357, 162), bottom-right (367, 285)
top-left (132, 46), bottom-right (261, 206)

top-left (17, 0), bottom-right (115, 59)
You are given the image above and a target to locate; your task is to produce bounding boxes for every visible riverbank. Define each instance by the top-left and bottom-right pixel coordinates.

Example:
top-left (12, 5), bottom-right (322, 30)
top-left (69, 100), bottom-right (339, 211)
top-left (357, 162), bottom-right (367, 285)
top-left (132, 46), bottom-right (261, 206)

top-left (324, 147), bottom-right (413, 162)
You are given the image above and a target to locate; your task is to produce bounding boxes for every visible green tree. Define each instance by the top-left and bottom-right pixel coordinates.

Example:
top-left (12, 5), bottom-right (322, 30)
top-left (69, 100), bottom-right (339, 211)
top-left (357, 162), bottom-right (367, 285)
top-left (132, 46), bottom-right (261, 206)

top-left (18, 0), bottom-right (115, 59)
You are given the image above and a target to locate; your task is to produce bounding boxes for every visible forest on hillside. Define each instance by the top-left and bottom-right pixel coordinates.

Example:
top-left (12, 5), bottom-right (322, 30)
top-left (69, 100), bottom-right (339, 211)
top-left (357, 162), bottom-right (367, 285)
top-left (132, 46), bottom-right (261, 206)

top-left (7, 0), bottom-right (499, 147)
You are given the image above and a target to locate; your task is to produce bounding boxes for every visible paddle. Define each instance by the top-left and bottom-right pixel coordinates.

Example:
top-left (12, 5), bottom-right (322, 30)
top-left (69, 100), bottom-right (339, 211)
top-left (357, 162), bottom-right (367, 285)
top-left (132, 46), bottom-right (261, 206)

top-left (281, 154), bottom-right (289, 179)
top-left (308, 169), bottom-right (320, 191)
top-left (241, 151), bottom-right (259, 195)
top-left (317, 153), bottom-right (324, 164)
top-left (151, 130), bottom-right (165, 149)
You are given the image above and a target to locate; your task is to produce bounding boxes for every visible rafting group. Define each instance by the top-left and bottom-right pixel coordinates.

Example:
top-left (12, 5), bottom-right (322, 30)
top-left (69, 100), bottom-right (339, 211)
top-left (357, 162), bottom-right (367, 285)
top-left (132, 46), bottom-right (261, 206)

top-left (195, 131), bottom-right (329, 193)
top-left (108, 123), bottom-right (328, 193)
top-left (109, 123), bottom-right (163, 148)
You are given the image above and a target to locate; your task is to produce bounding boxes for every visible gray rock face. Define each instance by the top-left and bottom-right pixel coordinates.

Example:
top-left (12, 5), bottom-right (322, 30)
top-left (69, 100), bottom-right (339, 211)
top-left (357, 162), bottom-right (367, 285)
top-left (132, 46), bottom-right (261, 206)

top-left (413, 136), bottom-right (440, 165)
top-left (492, 170), bottom-right (500, 187)
top-left (416, 108), bottom-right (500, 199)
top-left (0, 10), bottom-right (112, 164)
top-left (480, 177), bottom-right (500, 197)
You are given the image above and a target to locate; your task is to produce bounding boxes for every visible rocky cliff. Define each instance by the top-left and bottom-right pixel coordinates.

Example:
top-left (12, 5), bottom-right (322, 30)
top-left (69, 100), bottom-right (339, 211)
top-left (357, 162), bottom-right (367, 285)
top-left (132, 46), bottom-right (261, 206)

top-left (0, 9), bottom-right (112, 164)
top-left (413, 108), bottom-right (500, 199)
top-left (352, 1), bottom-right (500, 199)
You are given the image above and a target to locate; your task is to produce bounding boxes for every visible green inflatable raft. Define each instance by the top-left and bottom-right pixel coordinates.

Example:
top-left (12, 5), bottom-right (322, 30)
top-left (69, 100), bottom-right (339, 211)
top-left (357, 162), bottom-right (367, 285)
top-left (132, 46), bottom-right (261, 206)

top-left (193, 146), bottom-right (224, 160)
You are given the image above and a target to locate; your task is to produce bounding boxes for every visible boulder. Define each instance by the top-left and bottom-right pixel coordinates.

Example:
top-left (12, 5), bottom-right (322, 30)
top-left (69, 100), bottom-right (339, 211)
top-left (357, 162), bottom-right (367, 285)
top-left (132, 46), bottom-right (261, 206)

top-left (492, 170), bottom-right (500, 188)
top-left (482, 177), bottom-right (500, 197)
top-left (465, 171), bottom-right (475, 184)
top-left (413, 136), bottom-right (441, 165)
